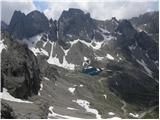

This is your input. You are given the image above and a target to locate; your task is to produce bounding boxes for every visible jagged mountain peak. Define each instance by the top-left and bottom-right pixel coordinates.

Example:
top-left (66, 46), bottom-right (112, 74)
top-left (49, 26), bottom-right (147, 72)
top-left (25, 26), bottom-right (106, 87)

top-left (116, 19), bottom-right (137, 40)
top-left (58, 8), bottom-right (97, 46)
top-left (62, 8), bottom-right (85, 16)
top-left (12, 10), bottom-right (25, 16)
top-left (9, 10), bottom-right (49, 39)
top-left (26, 10), bottom-right (47, 21)
top-left (118, 19), bottom-right (134, 29)
top-left (27, 10), bottom-right (43, 15)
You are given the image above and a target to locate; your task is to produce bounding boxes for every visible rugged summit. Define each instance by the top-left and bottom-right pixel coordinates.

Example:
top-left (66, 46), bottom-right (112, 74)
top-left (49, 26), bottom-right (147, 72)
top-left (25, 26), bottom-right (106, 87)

top-left (9, 10), bottom-right (49, 39)
top-left (130, 11), bottom-right (159, 43)
top-left (58, 8), bottom-right (97, 43)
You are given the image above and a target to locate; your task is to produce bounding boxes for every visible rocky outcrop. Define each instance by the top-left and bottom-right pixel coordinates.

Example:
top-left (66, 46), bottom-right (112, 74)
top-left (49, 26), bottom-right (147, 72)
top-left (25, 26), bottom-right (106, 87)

top-left (130, 11), bottom-right (159, 34)
top-left (95, 17), bottom-right (119, 33)
top-left (106, 61), bottom-right (159, 107)
top-left (37, 55), bottom-right (58, 81)
top-left (116, 20), bottom-right (137, 47)
top-left (1, 101), bottom-right (16, 119)
top-left (130, 11), bottom-right (159, 43)
top-left (9, 10), bottom-right (49, 39)
top-left (48, 19), bottom-right (58, 42)
top-left (1, 31), bottom-right (41, 99)
top-left (135, 31), bottom-right (158, 61)
top-left (58, 8), bottom-right (97, 43)
top-left (9, 11), bottom-right (26, 39)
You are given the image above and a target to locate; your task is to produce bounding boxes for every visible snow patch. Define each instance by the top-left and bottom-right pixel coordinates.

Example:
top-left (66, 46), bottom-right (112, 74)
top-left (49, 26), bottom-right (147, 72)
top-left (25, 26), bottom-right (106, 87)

top-left (99, 27), bottom-right (110, 34)
top-left (29, 48), bottom-right (40, 56)
top-left (47, 42), bottom-right (75, 70)
top-left (119, 57), bottom-right (122, 60)
top-left (84, 56), bottom-right (88, 61)
top-left (62, 47), bottom-right (70, 56)
top-left (43, 38), bottom-right (49, 48)
top-left (108, 112), bottom-right (115, 116)
top-left (0, 88), bottom-right (33, 103)
top-left (103, 94), bottom-right (107, 100)
top-left (117, 32), bottom-right (122, 35)
top-left (136, 59), bottom-right (153, 77)
top-left (38, 82), bottom-right (43, 96)
top-left (91, 41), bottom-right (103, 50)
top-left (72, 99), bottom-right (101, 119)
top-left (108, 117), bottom-right (121, 119)
top-left (96, 56), bottom-right (104, 61)
top-left (0, 39), bottom-right (7, 53)
top-left (48, 106), bottom-right (81, 119)
top-left (129, 113), bottom-right (139, 118)
top-left (40, 48), bottom-right (49, 56)
top-left (67, 107), bottom-right (78, 110)
top-left (43, 77), bottom-right (50, 81)
top-left (106, 54), bottom-right (114, 60)
top-left (80, 84), bottom-right (84, 87)
top-left (70, 39), bottom-right (103, 50)
top-left (40, 83), bottom-right (43, 91)
top-left (68, 87), bottom-right (75, 94)
top-left (30, 47), bottom-right (49, 56)
top-left (96, 68), bottom-right (101, 71)
top-left (83, 56), bottom-right (90, 66)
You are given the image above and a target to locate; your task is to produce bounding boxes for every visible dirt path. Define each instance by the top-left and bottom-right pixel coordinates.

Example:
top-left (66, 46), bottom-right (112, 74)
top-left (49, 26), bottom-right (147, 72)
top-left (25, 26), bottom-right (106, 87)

top-left (121, 100), bottom-right (127, 116)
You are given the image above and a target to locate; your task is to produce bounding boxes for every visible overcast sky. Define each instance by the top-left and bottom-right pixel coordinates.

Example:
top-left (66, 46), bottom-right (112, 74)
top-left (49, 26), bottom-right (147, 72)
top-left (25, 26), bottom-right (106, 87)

top-left (1, 0), bottom-right (159, 24)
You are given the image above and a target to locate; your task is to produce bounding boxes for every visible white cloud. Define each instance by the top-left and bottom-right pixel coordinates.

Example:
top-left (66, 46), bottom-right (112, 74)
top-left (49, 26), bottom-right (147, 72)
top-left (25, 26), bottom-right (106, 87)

top-left (1, 0), bottom-right (36, 24)
top-left (0, 0), bottom-right (158, 24)
top-left (44, 0), bottom-right (158, 21)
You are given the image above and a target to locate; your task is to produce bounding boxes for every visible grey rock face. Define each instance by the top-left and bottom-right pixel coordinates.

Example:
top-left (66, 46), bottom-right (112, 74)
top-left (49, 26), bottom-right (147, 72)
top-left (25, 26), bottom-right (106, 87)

top-left (94, 32), bottom-right (104, 41)
top-left (9, 11), bottom-right (26, 39)
top-left (25, 10), bottom-right (49, 38)
top-left (58, 8), bottom-right (97, 43)
top-left (93, 18), bottom-right (159, 108)
top-left (95, 17), bottom-right (119, 33)
top-left (135, 31), bottom-right (158, 61)
top-left (116, 20), bottom-right (137, 46)
top-left (1, 31), bottom-right (41, 99)
top-left (37, 55), bottom-right (58, 81)
top-left (9, 10), bottom-right (49, 39)
top-left (130, 11), bottom-right (159, 43)
top-left (106, 61), bottom-right (158, 107)
top-left (1, 101), bottom-right (16, 119)
top-left (48, 19), bottom-right (58, 42)
top-left (130, 11), bottom-right (159, 34)
top-left (66, 41), bottom-right (94, 65)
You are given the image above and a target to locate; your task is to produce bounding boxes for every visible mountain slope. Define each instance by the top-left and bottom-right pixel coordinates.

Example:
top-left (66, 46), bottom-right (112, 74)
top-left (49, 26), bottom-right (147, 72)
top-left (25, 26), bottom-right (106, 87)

top-left (1, 9), bottom-right (159, 119)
